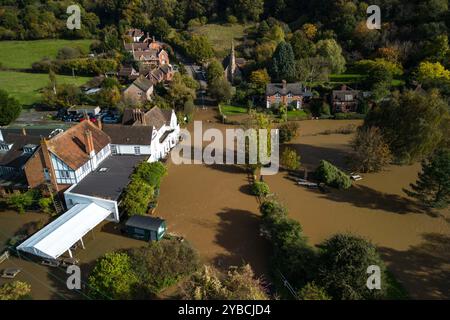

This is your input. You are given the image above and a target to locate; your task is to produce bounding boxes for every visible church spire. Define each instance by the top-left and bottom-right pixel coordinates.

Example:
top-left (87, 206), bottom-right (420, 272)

top-left (230, 40), bottom-right (236, 81)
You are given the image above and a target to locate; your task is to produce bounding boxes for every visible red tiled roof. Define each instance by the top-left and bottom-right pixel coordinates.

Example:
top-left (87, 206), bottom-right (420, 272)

top-left (46, 121), bottom-right (111, 170)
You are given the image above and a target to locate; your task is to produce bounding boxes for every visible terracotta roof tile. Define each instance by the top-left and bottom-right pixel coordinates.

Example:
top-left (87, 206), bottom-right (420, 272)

top-left (46, 121), bottom-right (111, 170)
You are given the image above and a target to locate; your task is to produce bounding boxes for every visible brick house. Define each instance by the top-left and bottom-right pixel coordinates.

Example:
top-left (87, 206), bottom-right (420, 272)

top-left (331, 85), bottom-right (360, 113)
top-left (0, 128), bottom-right (55, 195)
top-left (266, 80), bottom-right (312, 109)
top-left (26, 121), bottom-right (110, 193)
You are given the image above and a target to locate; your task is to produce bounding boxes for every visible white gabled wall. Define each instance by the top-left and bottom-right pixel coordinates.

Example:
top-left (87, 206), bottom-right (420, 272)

top-left (111, 144), bottom-right (152, 156)
top-left (64, 184), bottom-right (120, 222)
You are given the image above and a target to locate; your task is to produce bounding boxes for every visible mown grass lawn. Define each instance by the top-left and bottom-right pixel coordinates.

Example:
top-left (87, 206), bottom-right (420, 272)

top-left (220, 104), bottom-right (248, 116)
top-left (329, 73), bottom-right (365, 85)
top-left (287, 109), bottom-right (309, 120)
top-left (0, 71), bottom-right (90, 106)
top-left (189, 23), bottom-right (251, 58)
top-left (0, 39), bottom-right (93, 69)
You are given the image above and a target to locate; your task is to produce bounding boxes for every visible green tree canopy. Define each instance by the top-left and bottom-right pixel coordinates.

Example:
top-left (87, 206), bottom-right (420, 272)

top-left (129, 240), bottom-right (200, 295)
top-left (270, 41), bottom-right (296, 82)
top-left (88, 252), bottom-right (139, 300)
top-left (317, 234), bottom-right (387, 300)
top-left (0, 89), bottom-right (21, 126)
top-left (315, 39), bottom-right (346, 74)
top-left (404, 148), bottom-right (450, 209)
top-left (364, 89), bottom-right (450, 163)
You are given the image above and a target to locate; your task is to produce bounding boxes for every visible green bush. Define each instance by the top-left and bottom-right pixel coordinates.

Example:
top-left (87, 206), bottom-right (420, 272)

top-left (259, 199), bottom-right (317, 290)
top-left (134, 161), bottom-right (167, 188)
top-left (88, 252), bottom-right (139, 300)
top-left (121, 178), bottom-right (154, 216)
top-left (129, 240), bottom-right (200, 295)
top-left (315, 160), bottom-right (352, 189)
top-left (251, 181), bottom-right (270, 196)
top-left (38, 197), bottom-right (53, 214)
top-left (317, 234), bottom-right (387, 300)
top-left (278, 122), bottom-right (299, 144)
top-left (0, 89), bottom-right (22, 126)
top-left (298, 282), bottom-right (332, 300)
top-left (7, 191), bottom-right (37, 214)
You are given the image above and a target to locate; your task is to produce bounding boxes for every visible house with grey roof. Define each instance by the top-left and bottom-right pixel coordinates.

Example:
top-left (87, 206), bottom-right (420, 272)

top-left (266, 80), bottom-right (313, 109)
top-left (102, 106), bottom-right (180, 162)
top-left (123, 76), bottom-right (154, 104)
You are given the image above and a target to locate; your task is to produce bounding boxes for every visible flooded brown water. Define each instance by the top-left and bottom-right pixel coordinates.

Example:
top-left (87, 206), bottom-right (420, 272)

top-left (0, 211), bottom-right (147, 300)
top-left (158, 109), bottom-right (449, 299)
top-left (1, 109), bottom-right (448, 299)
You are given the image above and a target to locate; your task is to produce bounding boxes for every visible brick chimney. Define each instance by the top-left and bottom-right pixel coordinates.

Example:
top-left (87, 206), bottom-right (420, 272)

top-left (97, 116), bottom-right (102, 130)
top-left (341, 84), bottom-right (348, 91)
top-left (282, 80), bottom-right (287, 90)
top-left (83, 111), bottom-right (90, 122)
top-left (22, 128), bottom-right (27, 136)
top-left (84, 130), bottom-right (95, 158)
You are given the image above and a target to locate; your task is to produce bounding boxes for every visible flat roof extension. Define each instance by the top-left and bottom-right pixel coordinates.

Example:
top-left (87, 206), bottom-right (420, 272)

top-left (69, 155), bottom-right (147, 201)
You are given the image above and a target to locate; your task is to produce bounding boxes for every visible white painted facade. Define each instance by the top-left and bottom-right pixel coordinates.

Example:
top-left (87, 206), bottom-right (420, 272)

top-left (64, 185), bottom-right (120, 222)
top-left (51, 145), bottom-right (111, 185)
top-left (109, 110), bottom-right (180, 162)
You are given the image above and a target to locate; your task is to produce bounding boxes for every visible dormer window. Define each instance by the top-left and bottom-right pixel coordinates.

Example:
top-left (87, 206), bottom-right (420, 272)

top-left (0, 142), bottom-right (13, 151)
top-left (23, 144), bottom-right (37, 153)
top-left (275, 93), bottom-right (281, 98)
top-left (287, 93), bottom-right (293, 98)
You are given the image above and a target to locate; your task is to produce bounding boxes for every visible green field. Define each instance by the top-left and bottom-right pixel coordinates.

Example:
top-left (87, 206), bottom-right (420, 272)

top-left (220, 104), bottom-right (248, 116)
top-left (287, 109), bottom-right (308, 120)
top-left (190, 23), bottom-right (251, 58)
top-left (329, 73), bottom-right (365, 85)
top-left (0, 39), bottom-right (93, 69)
top-left (0, 71), bottom-right (90, 105)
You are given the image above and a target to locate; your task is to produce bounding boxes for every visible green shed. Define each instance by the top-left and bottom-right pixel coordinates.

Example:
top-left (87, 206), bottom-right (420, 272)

top-left (125, 216), bottom-right (167, 241)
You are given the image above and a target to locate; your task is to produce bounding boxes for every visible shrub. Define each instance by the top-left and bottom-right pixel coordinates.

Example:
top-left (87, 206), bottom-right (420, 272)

top-left (227, 15), bottom-right (238, 24)
top-left (56, 46), bottom-right (84, 60)
top-left (259, 198), bottom-right (318, 290)
top-left (121, 178), bottom-right (154, 216)
top-left (350, 126), bottom-right (392, 173)
top-left (133, 161), bottom-right (167, 188)
top-left (7, 192), bottom-right (35, 214)
top-left (298, 282), bottom-right (331, 300)
top-left (251, 181), bottom-right (270, 196)
top-left (183, 264), bottom-right (268, 300)
top-left (38, 197), bottom-right (54, 214)
top-left (278, 121), bottom-right (299, 143)
top-left (315, 160), bottom-right (351, 189)
top-left (316, 234), bottom-right (387, 300)
top-left (0, 281), bottom-right (31, 300)
top-left (129, 240), bottom-right (200, 295)
top-left (88, 252), bottom-right (138, 300)
top-left (0, 89), bottom-right (21, 126)
top-left (281, 147), bottom-right (301, 170)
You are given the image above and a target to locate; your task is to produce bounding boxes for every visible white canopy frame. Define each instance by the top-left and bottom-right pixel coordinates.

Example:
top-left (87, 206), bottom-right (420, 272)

top-left (17, 203), bottom-right (111, 260)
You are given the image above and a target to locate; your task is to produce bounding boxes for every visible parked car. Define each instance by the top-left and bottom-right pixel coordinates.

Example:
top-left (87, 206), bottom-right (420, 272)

top-left (101, 115), bottom-right (120, 124)
top-left (1, 268), bottom-right (21, 278)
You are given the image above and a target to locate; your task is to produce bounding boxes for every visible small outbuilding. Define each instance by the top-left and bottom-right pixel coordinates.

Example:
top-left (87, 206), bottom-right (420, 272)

top-left (125, 215), bottom-right (166, 241)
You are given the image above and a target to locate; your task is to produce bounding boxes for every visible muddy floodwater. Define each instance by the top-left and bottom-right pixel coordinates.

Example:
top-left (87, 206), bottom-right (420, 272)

top-left (157, 109), bottom-right (449, 299)
top-left (0, 108), bottom-right (448, 299)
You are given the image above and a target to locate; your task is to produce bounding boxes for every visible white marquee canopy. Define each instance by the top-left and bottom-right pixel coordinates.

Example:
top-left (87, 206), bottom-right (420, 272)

top-left (17, 203), bottom-right (111, 260)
